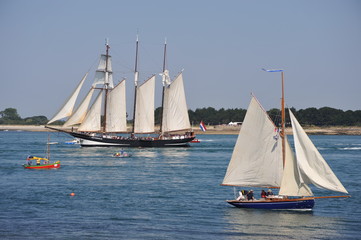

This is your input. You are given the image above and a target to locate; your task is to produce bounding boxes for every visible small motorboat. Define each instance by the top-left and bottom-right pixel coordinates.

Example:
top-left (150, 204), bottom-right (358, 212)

top-left (65, 138), bottom-right (80, 144)
top-left (113, 151), bottom-right (132, 158)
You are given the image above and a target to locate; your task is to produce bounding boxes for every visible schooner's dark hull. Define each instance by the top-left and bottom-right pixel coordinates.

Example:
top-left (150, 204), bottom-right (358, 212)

top-left (70, 132), bottom-right (195, 147)
top-left (46, 127), bottom-right (195, 147)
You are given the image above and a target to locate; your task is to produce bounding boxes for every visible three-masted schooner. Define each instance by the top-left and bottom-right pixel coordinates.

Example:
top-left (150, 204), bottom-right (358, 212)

top-left (221, 70), bottom-right (349, 210)
top-left (46, 39), bottom-right (195, 147)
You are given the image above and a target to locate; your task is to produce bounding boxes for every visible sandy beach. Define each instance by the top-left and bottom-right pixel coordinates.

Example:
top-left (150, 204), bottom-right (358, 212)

top-left (1, 124), bottom-right (361, 135)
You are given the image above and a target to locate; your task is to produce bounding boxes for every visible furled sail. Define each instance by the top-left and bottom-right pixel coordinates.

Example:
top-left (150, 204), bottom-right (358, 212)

top-left (105, 80), bottom-right (127, 132)
top-left (161, 72), bottom-right (191, 133)
top-left (279, 137), bottom-right (313, 196)
top-left (48, 73), bottom-right (88, 124)
top-left (133, 76), bottom-right (155, 134)
top-left (63, 88), bottom-right (95, 127)
top-left (289, 110), bottom-right (348, 194)
top-left (77, 91), bottom-right (103, 132)
top-left (93, 54), bottom-right (114, 88)
top-left (222, 96), bottom-right (283, 187)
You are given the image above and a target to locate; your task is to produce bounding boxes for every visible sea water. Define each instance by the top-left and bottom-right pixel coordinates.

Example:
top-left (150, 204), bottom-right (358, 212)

top-left (0, 131), bottom-right (360, 239)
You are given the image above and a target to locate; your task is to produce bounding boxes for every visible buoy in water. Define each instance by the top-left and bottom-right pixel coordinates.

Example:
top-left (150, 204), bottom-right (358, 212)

top-left (70, 192), bottom-right (75, 196)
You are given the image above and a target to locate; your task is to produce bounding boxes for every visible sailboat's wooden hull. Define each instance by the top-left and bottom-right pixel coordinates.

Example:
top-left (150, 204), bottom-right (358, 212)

top-left (227, 198), bottom-right (315, 210)
top-left (69, 132), bottom-right (195, 147)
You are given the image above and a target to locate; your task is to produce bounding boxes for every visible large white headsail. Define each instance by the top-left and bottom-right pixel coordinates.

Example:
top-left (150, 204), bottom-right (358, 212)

top-left (105, 80), bottom-right (127, 132)
top-left (48, 73), bottom-right (88, 124)
top-left (63, 88), bottom-right (95, 127)
top-left (134, 76), bottom-right (155, 134)
top-left (162, 72), bottom-right (191, 133)
top-left (279, 137), bottom-right (313, 196)
top-left (222, 96), bottom-right (283, 187)
top-left (289, 110), bottom-right (348, 194)
top-left (77, 91), bottom-right (103, 132)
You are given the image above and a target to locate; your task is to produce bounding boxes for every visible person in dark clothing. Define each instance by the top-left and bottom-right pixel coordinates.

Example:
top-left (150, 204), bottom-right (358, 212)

top-left (267, 189), bottom-right (274, 196)
top-left (247, 190), bottom-right (254, 200)
top-left (261, 190), bottom-right (267, 198)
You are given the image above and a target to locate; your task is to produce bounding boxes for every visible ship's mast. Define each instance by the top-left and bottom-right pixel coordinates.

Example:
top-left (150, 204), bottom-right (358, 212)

top-left (103, 39), bottom-right (110, 132)
top-left (132, 36), bottom-right (139, 134)
top-left (281, 71), bottom-right (285, 168)
top-left (159, 39), bottom-right (167, 134)
top-left (263, 68), bottom-right (286, 167)
top-left (47, 134), bottom-right (50, 160)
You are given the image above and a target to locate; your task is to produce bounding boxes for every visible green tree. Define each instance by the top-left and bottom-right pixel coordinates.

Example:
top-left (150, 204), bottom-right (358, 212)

top-left (0, 108), bottom-right (22, 124)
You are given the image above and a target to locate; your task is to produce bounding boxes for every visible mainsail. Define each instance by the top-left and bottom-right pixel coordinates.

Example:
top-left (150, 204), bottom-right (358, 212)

top-left (133, 76), bottom-right (155, 134)
top-left (289, 110), bottom-right (348, 194)
top-left (48, 73), bottom-right (88, 124)
top-left (105, 80), bottom-right (127, 132)
top-left (161, 72), bottom-right (191, 133)
top-left (222, 96), bottom-right (283, 187)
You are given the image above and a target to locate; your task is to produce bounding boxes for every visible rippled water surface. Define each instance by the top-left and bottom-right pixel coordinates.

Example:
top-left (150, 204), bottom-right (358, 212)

top-left (0, 132), bottom-right (360, 239)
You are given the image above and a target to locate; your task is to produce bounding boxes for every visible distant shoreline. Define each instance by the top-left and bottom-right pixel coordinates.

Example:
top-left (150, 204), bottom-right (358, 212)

top-left (1, 125), bottom-right (361, 135)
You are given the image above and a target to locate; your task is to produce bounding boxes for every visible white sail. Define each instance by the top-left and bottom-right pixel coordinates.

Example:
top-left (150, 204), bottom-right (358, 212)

top-left (77, 91), bottom-right (103, 132)
top-left (222, 96), bottom-right (283, 187)
top-left (105, 80), bottom-right (127, 132)
top-left (162, 72), bottom-right (191, 132)
top-left (279, 137), bottom-right (313, 196)
top-left (48, 73), bottom-right (88, 124)
top-left (63, 88), bottom-right (95, 127)
top-left (289, 110), bottom-right (348, 194)
top-left (93, 54), bottom-right (114, 88)
top-left (98, 54), bottom-right (113, 72)
top-left (134, 76), bottom-right (155, 134)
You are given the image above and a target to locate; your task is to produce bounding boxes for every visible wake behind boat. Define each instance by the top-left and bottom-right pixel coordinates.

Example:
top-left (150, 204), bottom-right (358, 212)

top-left (46, 38), bottom-right (195, 147)
top-left (221, 70), bottom-right (349, 210)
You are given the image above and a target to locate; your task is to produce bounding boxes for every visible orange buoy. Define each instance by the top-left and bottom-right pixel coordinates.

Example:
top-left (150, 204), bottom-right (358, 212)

top-left (70, 192), bottom-right (75, 196)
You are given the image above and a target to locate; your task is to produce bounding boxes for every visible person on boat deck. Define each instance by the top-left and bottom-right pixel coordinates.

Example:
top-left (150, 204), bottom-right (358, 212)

top-left (36, 159), bottom-right (41, 165)
top-left (246, 190), bottom-right (254, 200)
top-left (237, 191), bottom-right (245, 200)
top-left (266, 189), bottom-right (274, 196)
top-left (261, 190), bottom-right (267, 198)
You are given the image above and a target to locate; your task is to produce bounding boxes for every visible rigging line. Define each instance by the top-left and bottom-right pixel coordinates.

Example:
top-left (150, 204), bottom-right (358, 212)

top-left (110, 48), bottom-right (134, 71)
top-left (139, 44), bottom-right (163, 73)
top-left (86, 54), bottom-right (101, 74)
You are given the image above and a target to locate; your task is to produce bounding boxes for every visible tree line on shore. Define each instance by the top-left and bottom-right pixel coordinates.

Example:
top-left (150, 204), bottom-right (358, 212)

top-left (1, 107), bottom-right (361, 127)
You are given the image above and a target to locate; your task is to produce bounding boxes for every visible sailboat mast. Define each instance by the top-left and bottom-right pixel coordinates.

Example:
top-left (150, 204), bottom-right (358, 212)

top-left (262, 68), bottom-right (286, 167)
top-left (132, 36), bottom-right (139, 134)
top-left (103, 40), bottom-right (110, 132)
top-left (281, 71), bottom-right (286, 167)
top-left (159, 39), bottom-right (167, 134)
top-left (47, 134), bottom-right (50, 160)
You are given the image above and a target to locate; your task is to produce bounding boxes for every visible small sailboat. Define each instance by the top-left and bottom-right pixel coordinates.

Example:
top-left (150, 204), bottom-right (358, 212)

top-left (46, 38), bottom-right (195, 147)
top-left (23, 135), bottom-right (60, 169)
top-left (221, 70), bottom-right (349, 210)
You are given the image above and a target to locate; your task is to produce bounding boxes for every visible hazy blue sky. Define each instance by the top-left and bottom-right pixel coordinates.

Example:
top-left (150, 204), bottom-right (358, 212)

top-left (1, 0), bottom-right (360, 118)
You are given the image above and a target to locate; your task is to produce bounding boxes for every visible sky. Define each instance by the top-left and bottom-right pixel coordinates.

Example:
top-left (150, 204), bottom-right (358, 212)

top-left (0, 0), bottom-right (360, 119)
